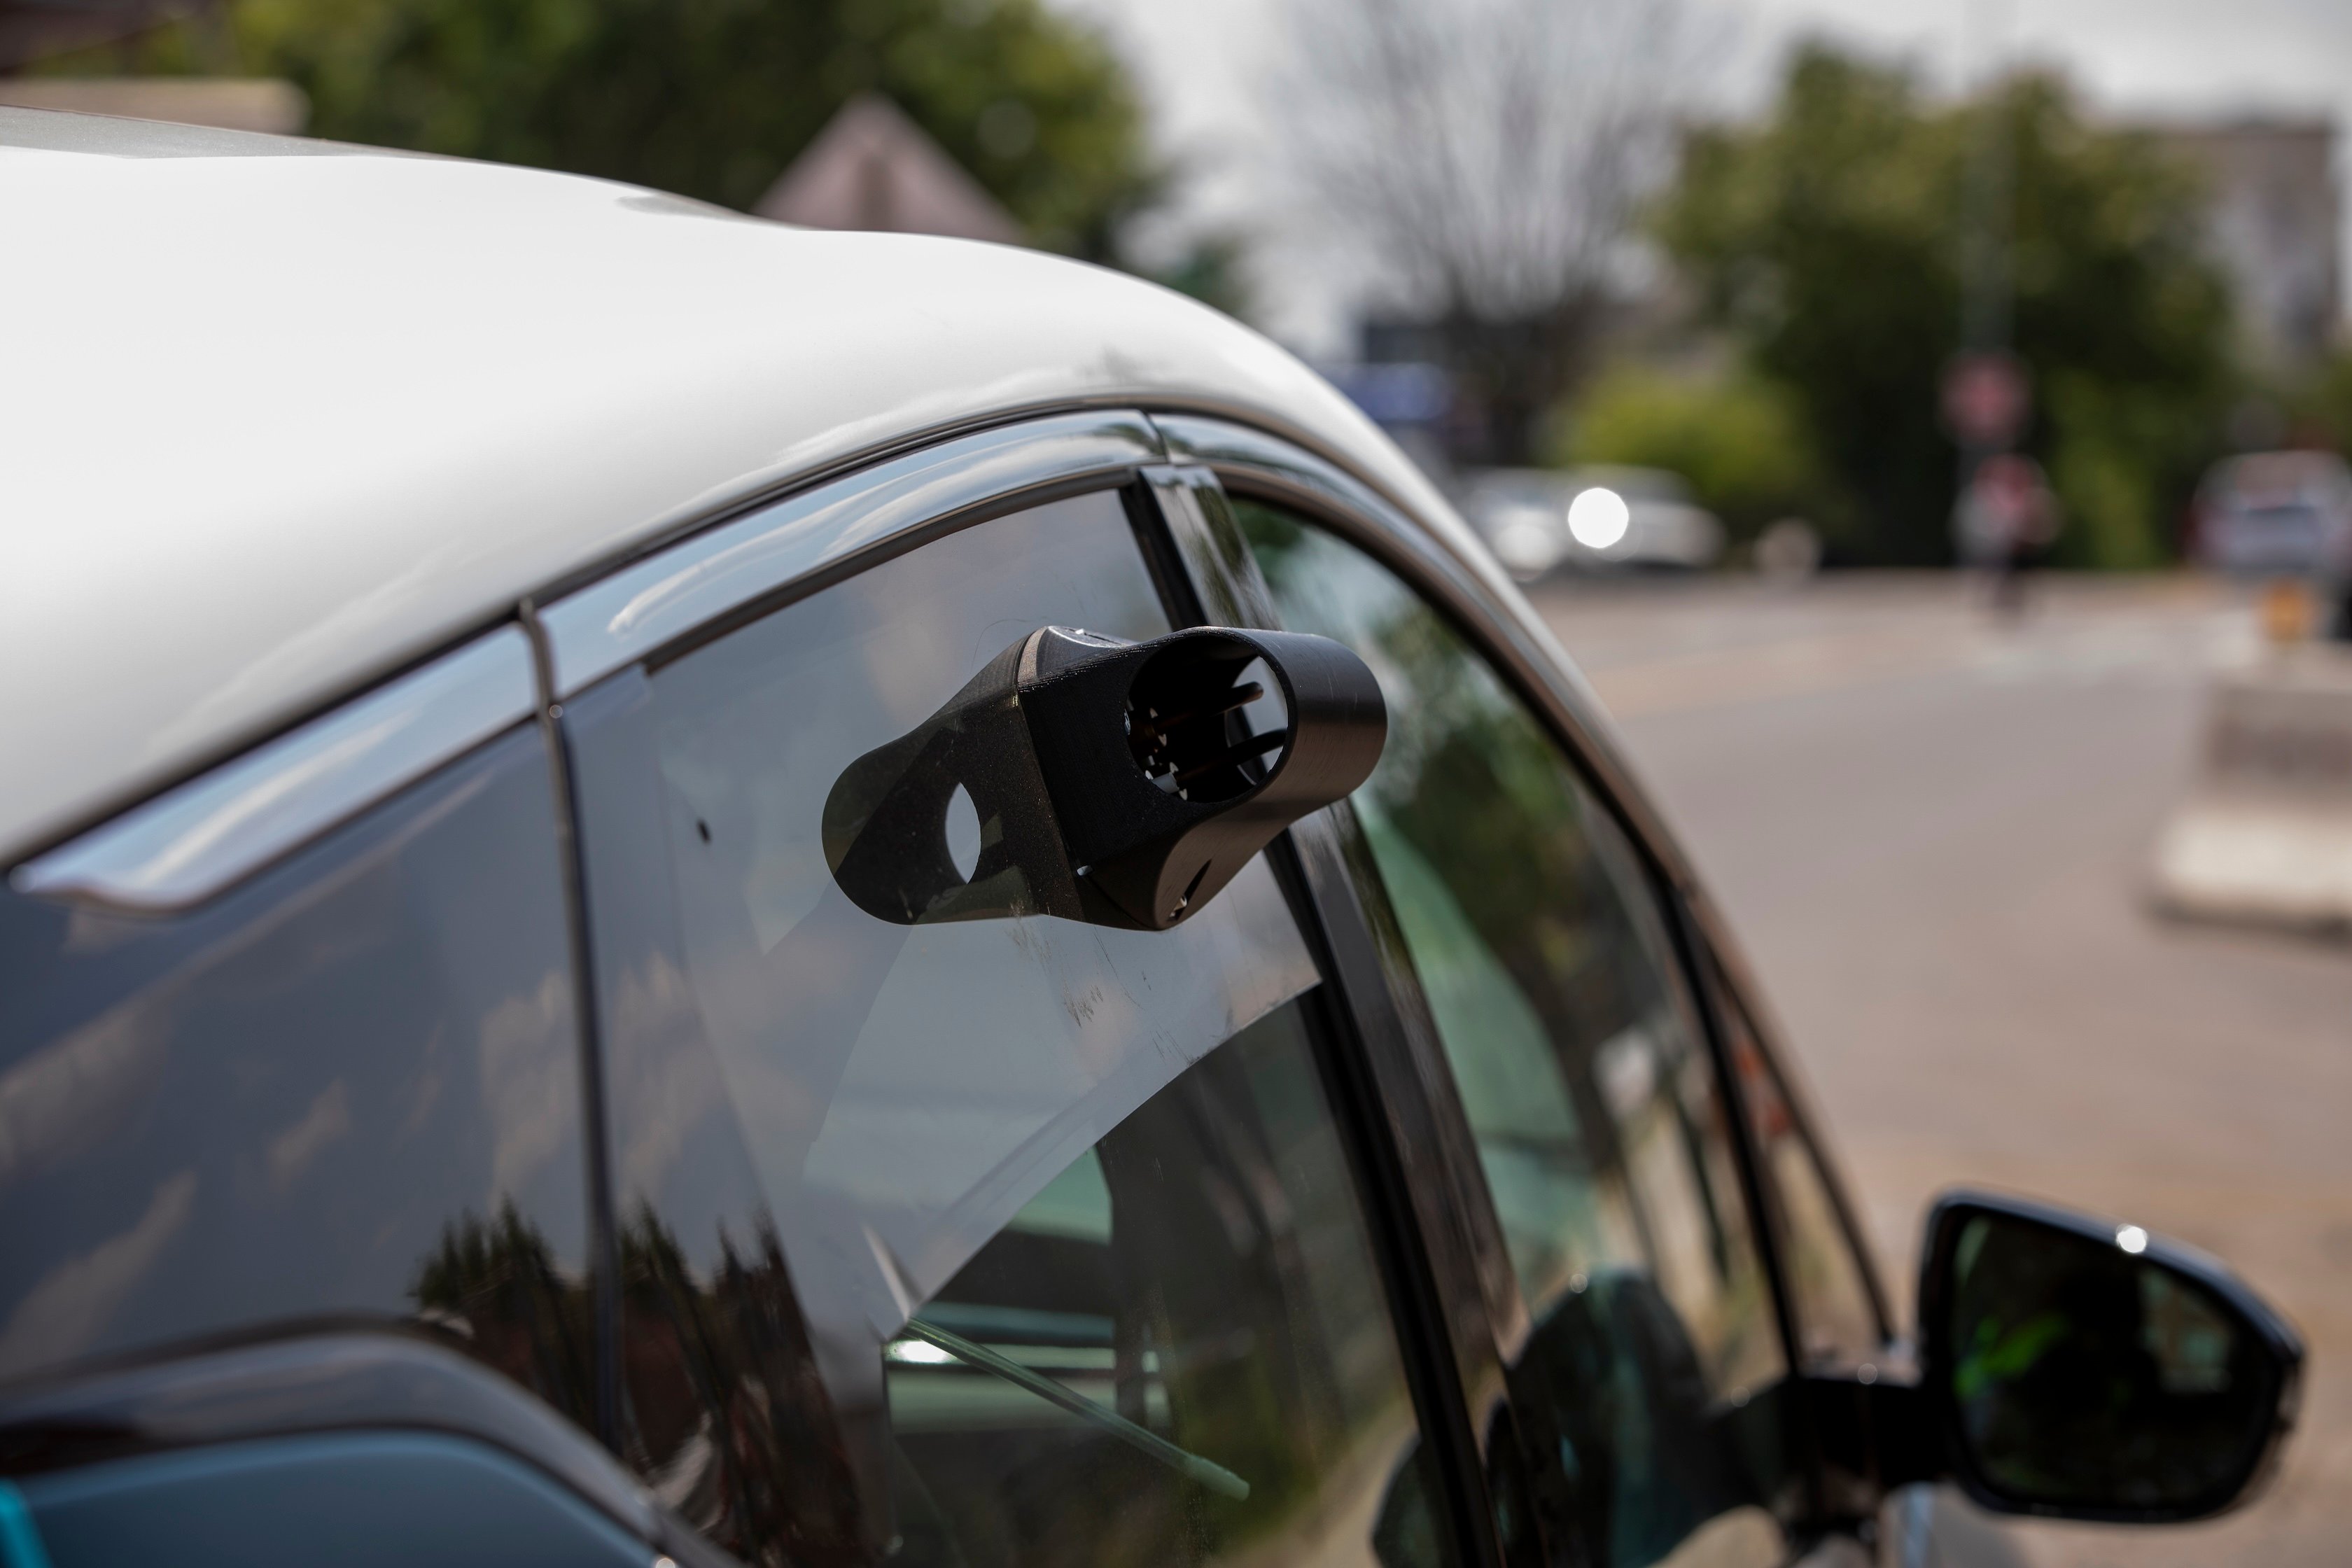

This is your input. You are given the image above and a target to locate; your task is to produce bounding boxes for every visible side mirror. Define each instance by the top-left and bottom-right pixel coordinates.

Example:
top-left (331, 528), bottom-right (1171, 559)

top-left (1918, 1191), bottom-right (2302, 1522)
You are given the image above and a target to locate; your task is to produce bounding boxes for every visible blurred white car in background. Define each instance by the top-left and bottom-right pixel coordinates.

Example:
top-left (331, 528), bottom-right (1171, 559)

top-left (2192, 450), bottom-right (2352, 579)
top-left (1462, 465), bottom-right (1724, 579)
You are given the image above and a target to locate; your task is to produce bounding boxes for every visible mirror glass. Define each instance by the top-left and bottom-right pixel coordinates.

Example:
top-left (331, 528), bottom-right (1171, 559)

top-left (1944, 1210), bottom-right (2280, 1515)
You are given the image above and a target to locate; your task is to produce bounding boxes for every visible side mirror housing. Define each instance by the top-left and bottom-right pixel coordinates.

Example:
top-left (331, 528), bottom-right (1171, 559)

top-left (1917, 1191), bottom-right (2302, 1523)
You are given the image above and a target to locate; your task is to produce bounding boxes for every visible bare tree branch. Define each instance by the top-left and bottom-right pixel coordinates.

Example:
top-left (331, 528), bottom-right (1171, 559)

top-left (1266, 0), bottom-right (1712, 460)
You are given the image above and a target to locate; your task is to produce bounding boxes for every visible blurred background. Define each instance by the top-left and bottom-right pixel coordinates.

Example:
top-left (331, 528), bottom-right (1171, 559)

top-left (4, 0), bottom-right (2346, 1560)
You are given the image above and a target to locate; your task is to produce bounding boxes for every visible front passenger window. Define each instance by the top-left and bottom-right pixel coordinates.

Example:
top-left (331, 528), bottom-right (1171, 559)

top-left (566, 489), bottom-right (1451, 1567)
top-left (1239, 503), bottom-right (1788, 1568)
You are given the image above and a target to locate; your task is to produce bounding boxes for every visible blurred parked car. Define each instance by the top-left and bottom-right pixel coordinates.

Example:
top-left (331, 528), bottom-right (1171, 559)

top-left (1464, 465), bottom-right (1725, 579)
top-left (2193, 451), bottom-right (2352, 620)
top-left (0, 107), bottom-right (2301, 1568)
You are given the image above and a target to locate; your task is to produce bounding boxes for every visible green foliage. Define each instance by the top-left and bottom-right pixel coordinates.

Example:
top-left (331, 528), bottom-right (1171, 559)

top-left (2281, 349), bottom-right (2352, 455)
top-left (66, 0), bottom-right (1155, 258)
top-left (1551, 361), bottom-right (1840, 542)
top-left (1654, 46), bottom-right (2232, 565)
top-left (1146, 232), bottom-right (1252, 321)
top-left (2040, 373), bottom-right (2184, 569)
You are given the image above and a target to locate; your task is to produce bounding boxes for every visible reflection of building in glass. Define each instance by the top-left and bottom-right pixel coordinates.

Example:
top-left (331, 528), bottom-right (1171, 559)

top-left (2143, 118), bottom-right (2341, 365)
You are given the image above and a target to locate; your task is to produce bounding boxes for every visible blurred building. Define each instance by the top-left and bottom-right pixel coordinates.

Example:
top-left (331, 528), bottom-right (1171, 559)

top-left (0, 76), bottom-right (304, 133)
top-left (2146, 118), bottom-right (2342, 364)
top-left (0, 0), bottom-right (305, 133)
top-left (755, 94), bottom-right (1020, 246)
top-left (0, 0), bottom-right (192, 72)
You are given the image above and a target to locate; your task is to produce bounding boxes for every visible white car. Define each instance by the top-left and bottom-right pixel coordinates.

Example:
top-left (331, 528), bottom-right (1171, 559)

top-left (0, 107), bottom-right (2297, 1568)
top-left (1463, 465), bottom-right (1724, 579)
top-left (2193, 449), bottom-right (2352, 579)
top-left (2192, 450), bottom-right (2352, 637)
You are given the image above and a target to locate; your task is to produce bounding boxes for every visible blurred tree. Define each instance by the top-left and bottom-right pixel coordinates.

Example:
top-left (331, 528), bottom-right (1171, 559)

top-left (66, 0), bottom-right (1155, 258)
top-left (1267, 0), bottom-right (1711, 467)
top-left (2282, 349), bottom-right (2352, 456)
top-left (1551, 361), bottom-right (1840, 545)
top-left (1656, 46), bottom-right (2232, 565)
top-left (1145, 232), bottom-right (1252, 320)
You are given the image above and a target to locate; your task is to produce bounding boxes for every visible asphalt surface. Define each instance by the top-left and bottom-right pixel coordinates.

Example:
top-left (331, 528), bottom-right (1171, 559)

top-left (1531, 573), bottom-right (2351, 1568)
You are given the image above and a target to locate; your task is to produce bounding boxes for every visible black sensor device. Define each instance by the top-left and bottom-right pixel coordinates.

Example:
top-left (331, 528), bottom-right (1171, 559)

top-left (823, 625), bottom-right (1386, 930)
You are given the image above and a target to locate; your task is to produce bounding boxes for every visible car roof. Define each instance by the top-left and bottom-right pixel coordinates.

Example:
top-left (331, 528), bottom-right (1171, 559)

top-left (0, 108), bottom-right (1453, 863)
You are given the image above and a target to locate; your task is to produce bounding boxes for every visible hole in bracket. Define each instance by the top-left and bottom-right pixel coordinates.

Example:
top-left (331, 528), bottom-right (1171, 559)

top-left (944, 783), bottom-right (982, 883)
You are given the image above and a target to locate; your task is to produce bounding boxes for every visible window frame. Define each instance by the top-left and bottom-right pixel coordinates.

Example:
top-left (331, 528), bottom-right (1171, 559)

top-left (1133, 465), bottom-right (1515, 1568)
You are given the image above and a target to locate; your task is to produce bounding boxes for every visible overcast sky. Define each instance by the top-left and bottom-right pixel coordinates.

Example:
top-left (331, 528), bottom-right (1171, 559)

top-left (1056, 0), bottom-right (2352, 352)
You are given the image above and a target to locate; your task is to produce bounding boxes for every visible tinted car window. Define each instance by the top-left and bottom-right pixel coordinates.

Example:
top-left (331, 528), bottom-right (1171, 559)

top-left (567, 490), bottom-right (1445, 1565)
top-left (890, 993), bottom-right (1451, 1568)
top-left (1237, 502), bottom-right (1788, 1567)
top-left (0, 728), bottom-right (591, 1422)
top-left (1711, 977), bottom-right (1883, 1371)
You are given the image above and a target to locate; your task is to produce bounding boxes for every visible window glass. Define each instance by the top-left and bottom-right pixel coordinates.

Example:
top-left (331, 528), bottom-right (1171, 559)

top-left (0, 728), bottom-right (592, 1422)
top-left (1714, 981), bottom-right (1883, 1371)
top-left (569, 490), bottom-right (1443, 1566)
top-left (889, 994), bottom-right (1452, 1568)
top-left (1237, 502), bottom-right (1786, 1568)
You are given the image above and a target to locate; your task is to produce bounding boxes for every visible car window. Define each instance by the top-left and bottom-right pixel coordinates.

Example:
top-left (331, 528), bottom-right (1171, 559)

top-left (1235, 500), bottom-right (1788, 1568)
top-left (1711, 975), bottom-right (1884, 1371)
top-left (890, 993), bottom-right (1452, 1568)
top-left (0, 728), bottom-right (592, 1422)
top-left (566, 489), bottom-right (1450, 1567)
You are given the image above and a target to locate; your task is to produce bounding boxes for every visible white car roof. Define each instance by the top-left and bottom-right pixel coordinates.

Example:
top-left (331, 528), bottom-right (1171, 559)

top-left (0, 108), bottom-right (1452, 862)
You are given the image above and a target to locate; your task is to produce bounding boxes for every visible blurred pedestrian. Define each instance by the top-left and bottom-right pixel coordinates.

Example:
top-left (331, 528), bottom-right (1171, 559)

top-left (1954, 452), bottom-right (2062, 613)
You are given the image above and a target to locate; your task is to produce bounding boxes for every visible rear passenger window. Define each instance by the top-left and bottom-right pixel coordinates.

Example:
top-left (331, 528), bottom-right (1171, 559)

top-left (0, 728), bottom-right (592, 1424)
top-left (1236, 503), bottom-right (1789, 1568)
top-left (568, 490), bottom-right (1452, 1567)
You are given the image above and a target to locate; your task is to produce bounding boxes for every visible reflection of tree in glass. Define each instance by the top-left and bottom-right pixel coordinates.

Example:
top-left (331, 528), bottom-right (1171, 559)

top-left (1241, 508), bottom-right (1780, 1568)
top-left (617, 1208), bottom-right (864, 1568)
top-left (410, 1202), bottom-right (592, 1429)
top-left (1948, 1217), bottom-right (2264, 1511)
top-left (1245, 507), bottom-right (1651, 1192)
top-left (887, 1001), bottom-right (1436, 1568)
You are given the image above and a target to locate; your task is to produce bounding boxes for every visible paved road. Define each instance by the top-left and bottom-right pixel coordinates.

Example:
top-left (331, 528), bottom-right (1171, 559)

top-left (1531, 573), bottom-right (2351, 1568)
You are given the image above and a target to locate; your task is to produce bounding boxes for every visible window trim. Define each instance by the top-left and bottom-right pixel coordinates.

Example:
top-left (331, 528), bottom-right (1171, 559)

top-left (10, 626), bottom-right (538, 912)
top-left (9, 411), bottom-right (1163, 915)
top-left (1131, 465), bottom-right (1509, 1568)
top-left (540, 410), bottom-right (1163, 696)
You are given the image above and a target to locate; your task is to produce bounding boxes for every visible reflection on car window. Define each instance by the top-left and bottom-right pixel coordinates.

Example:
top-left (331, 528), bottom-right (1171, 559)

top-left (1712, 980), bottom-right (1883, 1371)
top-left (568, 490), bottom-right (1441, 1564)
top-left (888, 995), bottom-right (1452, 1568)
top-left (1236, 501), bottom-right (1787, 1568)
top-left (0, 728), bottom-right (592, 1422)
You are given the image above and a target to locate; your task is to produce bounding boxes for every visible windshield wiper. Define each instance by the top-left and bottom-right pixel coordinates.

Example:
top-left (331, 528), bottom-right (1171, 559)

top-left (899, 1317), bottom-right (1250, 1500)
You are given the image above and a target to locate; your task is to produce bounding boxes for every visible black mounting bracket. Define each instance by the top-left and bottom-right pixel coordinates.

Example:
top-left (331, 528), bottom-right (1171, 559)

top-left (823, 624), bottom-right (1386, 931)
